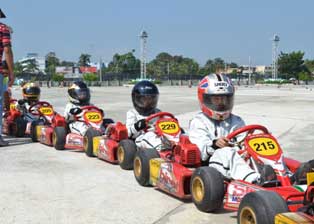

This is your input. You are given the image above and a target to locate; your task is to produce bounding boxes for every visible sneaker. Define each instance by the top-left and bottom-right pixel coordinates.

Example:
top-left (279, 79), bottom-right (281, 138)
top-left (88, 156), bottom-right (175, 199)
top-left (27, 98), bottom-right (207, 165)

top-left (291, 161), bottom-right (314, 185)
top-left (0, 135), bottom-right (9, 146)
top-left (254, 165), bottom-right (278, 186)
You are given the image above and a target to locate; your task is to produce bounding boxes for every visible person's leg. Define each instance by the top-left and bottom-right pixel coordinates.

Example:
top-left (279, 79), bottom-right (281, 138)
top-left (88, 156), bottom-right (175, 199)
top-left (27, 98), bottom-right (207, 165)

top-left (209, 147), bottom-right (259, 182)
top-left (0, 74), bottom-right (9, 146)
top-left (135, 132), bottom-right (163, 150)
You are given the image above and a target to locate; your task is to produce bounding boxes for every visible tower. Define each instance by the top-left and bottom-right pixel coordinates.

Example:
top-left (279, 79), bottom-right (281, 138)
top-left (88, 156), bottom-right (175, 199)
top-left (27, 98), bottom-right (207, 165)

top-left (140, 30), bottom-right (148, 80)
top-left (272, 34), bottom-right (280, 79)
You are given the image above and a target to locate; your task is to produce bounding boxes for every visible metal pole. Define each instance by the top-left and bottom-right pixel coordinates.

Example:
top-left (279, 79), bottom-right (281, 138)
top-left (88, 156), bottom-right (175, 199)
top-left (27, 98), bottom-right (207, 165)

top-left (99, 57), bottom-right (102, 82)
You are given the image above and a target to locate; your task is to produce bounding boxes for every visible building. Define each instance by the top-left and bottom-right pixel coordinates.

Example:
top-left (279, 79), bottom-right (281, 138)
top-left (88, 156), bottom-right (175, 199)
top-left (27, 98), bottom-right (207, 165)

top-left (19, 53), bottom-right (46, 74)
top-left (255, 65), bottom-right (272, 75)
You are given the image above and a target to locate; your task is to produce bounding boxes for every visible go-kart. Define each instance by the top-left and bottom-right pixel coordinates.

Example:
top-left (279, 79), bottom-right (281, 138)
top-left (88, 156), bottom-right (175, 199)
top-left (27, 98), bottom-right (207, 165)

top-left (52, 105), bottom-right (108, 150)
top-left (83, 120), bottom-right (129, 165)
top-left (2, 100), bottom-right (60, 138)
top-left (132, 111), bottom-right (202, 199)
top-left (84, 112), bottom-right (175, 171)
top-left (2, 99), bottom-right (26, 137)
top-left (273, 183), bottom-right (314, 223)
top-left (31, 101), bottom-right (66, 144)
top-left (188, 124), bottom-right (314, 224)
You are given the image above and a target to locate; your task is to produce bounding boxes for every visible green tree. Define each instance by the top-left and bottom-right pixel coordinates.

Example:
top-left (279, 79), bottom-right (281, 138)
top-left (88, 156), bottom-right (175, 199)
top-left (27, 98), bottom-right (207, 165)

top-left (147, 53), bottom-right (200, 79)
top-left (278, 51), bottom-right (306, 80)
top-left (78, 54), bottom-right (91, 67)
top-left (45, 52), bottom-right (60, 76)
top-left (106, 51), bottom-right (140, 75)
top-left (304, 59), bottom-right (314, 73)
top-left (13, 61), bottom-right (24, 77)
top-left (52, 73), bottom-right (64, 82)
top-left (83, 73), bottom-right (98, 81)
top-left (60, 61), bottom-right (75, 67)
top-left (298, 71), bottom-right (312, 84)
top-left (23, 59), bottom-right (39, 74)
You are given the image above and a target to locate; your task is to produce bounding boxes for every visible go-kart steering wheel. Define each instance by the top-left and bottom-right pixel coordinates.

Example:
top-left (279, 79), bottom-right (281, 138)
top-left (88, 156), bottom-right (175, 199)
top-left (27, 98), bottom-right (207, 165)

top-left (145, 112), bottom-right (176, 132)
top-left (226, 124), bottom-right (269, 146)
top-left (74, 105), bottom-right (103, 122)
top-left (28, 101), bottom-right (52, 116)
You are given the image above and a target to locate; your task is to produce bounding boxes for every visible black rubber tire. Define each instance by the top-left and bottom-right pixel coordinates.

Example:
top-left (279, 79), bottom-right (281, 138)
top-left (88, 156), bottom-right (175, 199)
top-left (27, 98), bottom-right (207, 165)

top-left (84, 128), bottom-right (102, 157)
top-left (30, 120), bottom-right (44, 142)
top-left (117, 139), bottom-right (137, 170)
top-left (14, 117), bottom-right (27, 137)
top-left (53, 127), bottom-right (67, 150)
top-left (133, 148), bottom-right (160, 186)
top-left (237, 191), bottom-right (289, 224)
top-left (190, 166), bottom-right (225, 212)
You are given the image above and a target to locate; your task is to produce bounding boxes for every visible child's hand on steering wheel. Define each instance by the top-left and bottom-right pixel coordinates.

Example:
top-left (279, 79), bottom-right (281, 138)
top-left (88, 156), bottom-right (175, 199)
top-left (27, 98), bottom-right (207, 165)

top-left (213, 137), bottom-right (233, 149)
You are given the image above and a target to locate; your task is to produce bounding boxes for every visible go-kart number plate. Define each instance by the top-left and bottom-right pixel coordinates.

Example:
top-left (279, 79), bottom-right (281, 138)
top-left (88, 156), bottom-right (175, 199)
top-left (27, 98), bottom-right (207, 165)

top-left (248, 137), bottom-right (279, 156)
top-left (158, 121), bottom-right (179, 134)
top-left (85, 111), bottom-right (102, 123)
top-left (10, 103), bottom-right (16, 110)
top-left (39, 107), bottom-right (53, 115)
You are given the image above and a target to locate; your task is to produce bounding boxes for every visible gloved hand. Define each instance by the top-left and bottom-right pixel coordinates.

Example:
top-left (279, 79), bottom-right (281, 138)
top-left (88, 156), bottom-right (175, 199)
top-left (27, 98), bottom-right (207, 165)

top-left (18, 99), bottom-right (26, 105)
top-left (212, 137), bottom-right (232, 149)
top-left (134, 119), bottom-right (146, 131)
top-left (69, 107), bottom-right (82, 115)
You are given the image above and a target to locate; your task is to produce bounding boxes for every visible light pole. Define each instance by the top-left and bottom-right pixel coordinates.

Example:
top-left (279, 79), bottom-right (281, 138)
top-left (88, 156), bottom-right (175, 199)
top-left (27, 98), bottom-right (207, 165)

top-left (99, 57), bottom-right (102, 83)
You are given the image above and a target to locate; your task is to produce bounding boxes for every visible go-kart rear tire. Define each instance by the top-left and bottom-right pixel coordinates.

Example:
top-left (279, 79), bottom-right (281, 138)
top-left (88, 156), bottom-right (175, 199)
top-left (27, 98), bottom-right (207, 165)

top-left (53, 127), bottom-right (66, 150)
top-left (13, 117), bottom-right (27, 137)
top-left (118, 139), bottom-right (137, 170)
top-left (237, 191), bottom-right (289, 224)
top-left (30, 120), bottom-right (44, 142)
top-left (134, 148), bottom-right (160, 186)
top-left (84, 128), bottom-right (102, 157)
top-left (191, 167), bottom-right (224, 212)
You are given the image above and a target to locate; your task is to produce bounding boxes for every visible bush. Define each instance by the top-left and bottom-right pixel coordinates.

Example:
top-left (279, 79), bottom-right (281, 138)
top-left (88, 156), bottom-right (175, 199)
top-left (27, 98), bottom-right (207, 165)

top-left (83, 73), bottom-right (98, 82)
top-left (52, 73), bottom-right (64, 82)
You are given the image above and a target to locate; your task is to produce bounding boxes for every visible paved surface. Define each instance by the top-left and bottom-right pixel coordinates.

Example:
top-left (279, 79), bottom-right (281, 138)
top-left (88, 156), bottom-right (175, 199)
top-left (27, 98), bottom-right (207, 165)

top-left (1, 85), bottom-right (314, 224)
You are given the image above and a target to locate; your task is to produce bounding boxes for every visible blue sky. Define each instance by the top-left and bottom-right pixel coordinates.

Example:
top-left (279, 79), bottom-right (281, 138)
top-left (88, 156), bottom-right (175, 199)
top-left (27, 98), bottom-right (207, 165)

top-left (2, 0), bottom-right (314, 66)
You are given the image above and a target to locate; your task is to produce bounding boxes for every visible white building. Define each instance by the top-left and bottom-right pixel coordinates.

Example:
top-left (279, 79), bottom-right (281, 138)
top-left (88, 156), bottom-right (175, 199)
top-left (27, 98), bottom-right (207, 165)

top-left (19, 53), bottom-right (46, 74)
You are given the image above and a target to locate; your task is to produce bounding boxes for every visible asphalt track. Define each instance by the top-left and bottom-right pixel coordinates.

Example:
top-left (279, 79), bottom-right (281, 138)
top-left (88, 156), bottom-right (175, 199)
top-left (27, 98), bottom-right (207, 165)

top-left (1, 85), bottom-right (314, 224)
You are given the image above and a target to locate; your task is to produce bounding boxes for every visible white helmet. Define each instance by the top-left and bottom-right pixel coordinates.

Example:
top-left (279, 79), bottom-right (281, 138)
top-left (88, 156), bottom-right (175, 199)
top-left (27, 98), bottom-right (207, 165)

top-left (197, 74), bottom-right (234, 120)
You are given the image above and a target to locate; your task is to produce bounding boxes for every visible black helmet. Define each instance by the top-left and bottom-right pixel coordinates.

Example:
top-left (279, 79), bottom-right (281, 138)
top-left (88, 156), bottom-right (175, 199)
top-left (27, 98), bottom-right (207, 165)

top-left (68, 81), bottom-right (90, 105)
top-left (132, 80), bottom-right (159, 116)
top-left (22, 82), bottom-right (41, 103)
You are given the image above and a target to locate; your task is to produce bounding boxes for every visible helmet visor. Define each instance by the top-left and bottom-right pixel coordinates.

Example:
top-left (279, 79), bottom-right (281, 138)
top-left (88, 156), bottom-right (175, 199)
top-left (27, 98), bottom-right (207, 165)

top-left (203, 93), bottom-right (234, 112)
top-left (134, 93), bottom-right (158, 111)
top-left (75, 88), bottom-right (90, 102)
top-left (23, 87), bottom-right (40, 96)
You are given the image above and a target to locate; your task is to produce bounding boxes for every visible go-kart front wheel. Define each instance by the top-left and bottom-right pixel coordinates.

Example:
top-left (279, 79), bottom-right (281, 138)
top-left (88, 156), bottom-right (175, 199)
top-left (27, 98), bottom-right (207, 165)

top-left (117, 139), bottom-right (137, 170)
top-left (237, 191), bottom-right (289, 224)
top-left (13, 117), bottom-right (27, 137)
top-left (133, 148), bottom-right (160, 186)
top-left (84, 128), bottom-right (102, 157)
top-left (191, 167), bottom-right (224, 212)
top-left (30, 120), bottom-right (44, 142)
top-left (53, 127), bottom-right (66, 150)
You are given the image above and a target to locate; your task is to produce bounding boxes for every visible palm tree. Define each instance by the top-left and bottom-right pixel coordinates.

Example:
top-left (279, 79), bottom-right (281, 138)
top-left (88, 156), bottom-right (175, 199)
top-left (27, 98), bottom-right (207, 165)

top-left (23, 59), bottom-right (39, 74)
top-left (78, 54), bottom-right (91, 67)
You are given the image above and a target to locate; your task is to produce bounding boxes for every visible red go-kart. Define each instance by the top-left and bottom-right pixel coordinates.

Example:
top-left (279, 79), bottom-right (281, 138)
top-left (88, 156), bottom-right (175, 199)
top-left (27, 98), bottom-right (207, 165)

top-left (52, 105), bottom-right (107, 151)
top-left (32, 101), bottom-right (67, 144)
top-left (132, 111), bottom-right (201, 199)
top-left (83, 120), bottom-right (129, 165)
top-left (274, 183), bottom-right (314, 223)
top-left (2, 99), bottom-right (26, 137)
top-left (189, 124), bottom-right (314, 224)
top-left (3, 100), bottom-right (61, 139)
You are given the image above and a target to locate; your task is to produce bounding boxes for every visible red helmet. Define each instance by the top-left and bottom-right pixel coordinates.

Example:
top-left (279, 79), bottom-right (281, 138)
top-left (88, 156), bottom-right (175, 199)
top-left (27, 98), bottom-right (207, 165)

top-left (198, 74), bottom-right (234, 120)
